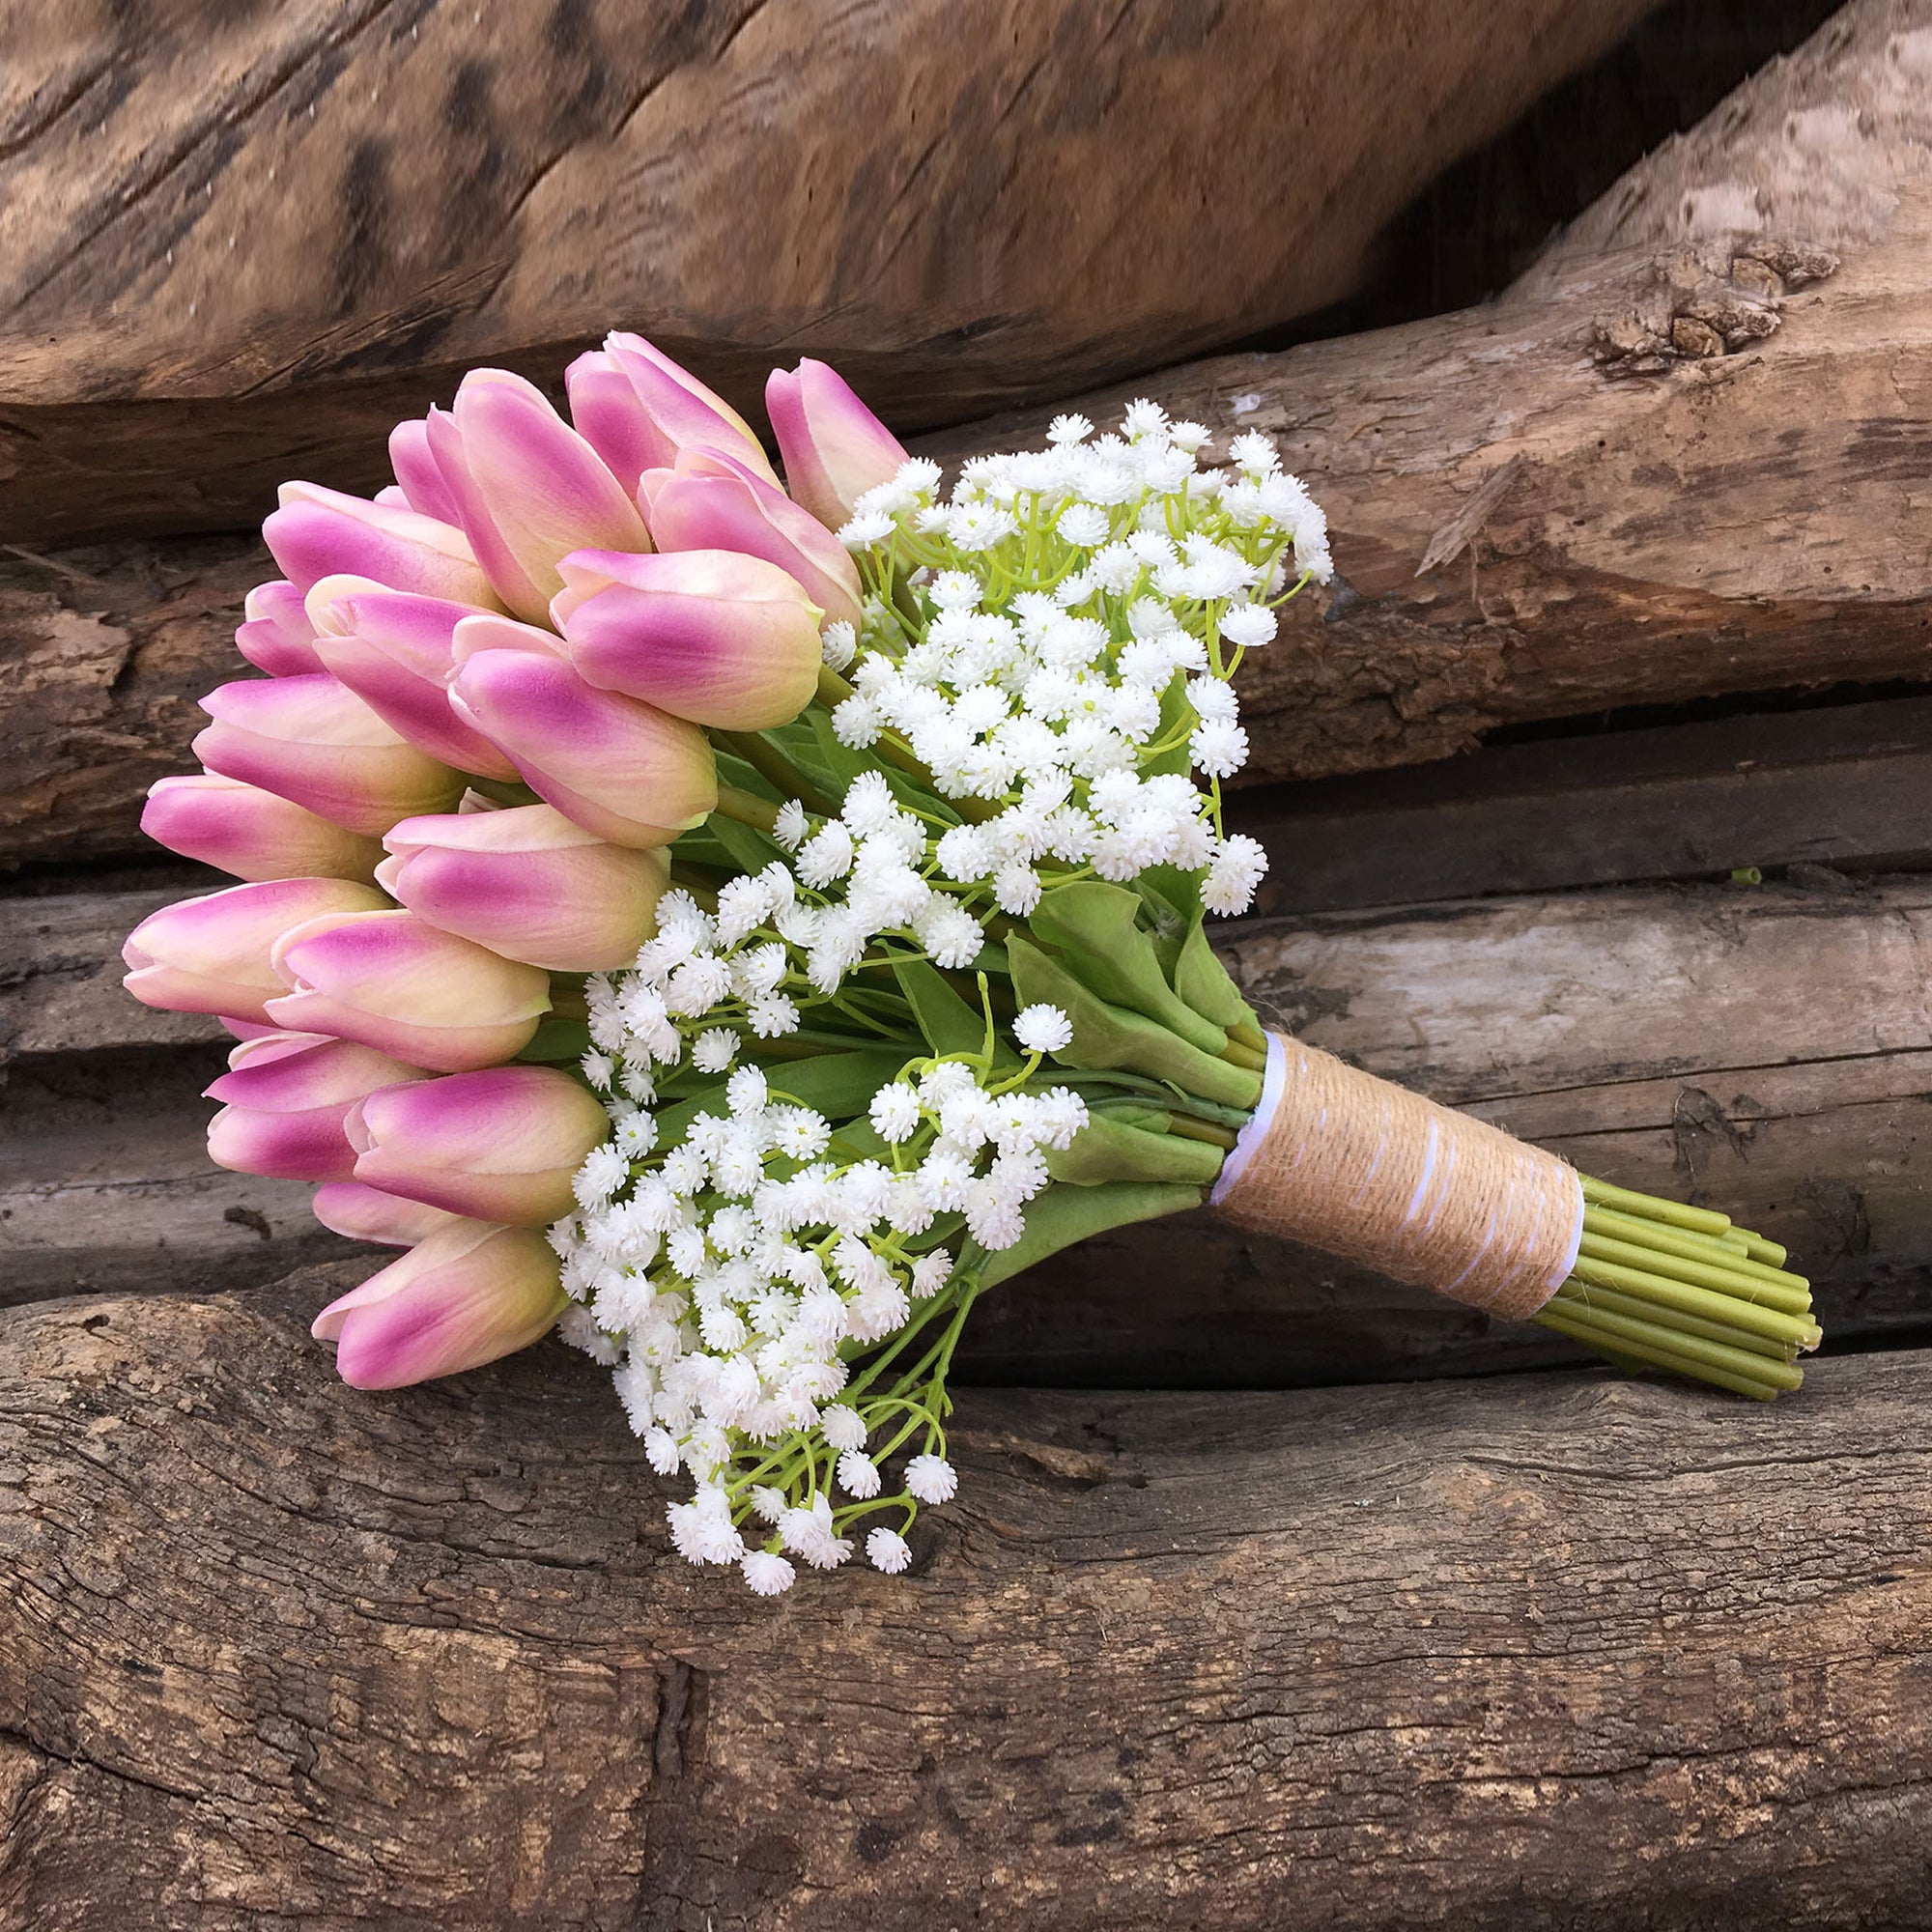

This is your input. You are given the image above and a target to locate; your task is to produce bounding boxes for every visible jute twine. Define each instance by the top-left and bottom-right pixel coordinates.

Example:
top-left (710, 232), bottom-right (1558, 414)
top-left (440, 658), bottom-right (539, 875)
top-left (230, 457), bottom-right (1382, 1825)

top-left (1209, 1033), bottom-right (1583, 1320)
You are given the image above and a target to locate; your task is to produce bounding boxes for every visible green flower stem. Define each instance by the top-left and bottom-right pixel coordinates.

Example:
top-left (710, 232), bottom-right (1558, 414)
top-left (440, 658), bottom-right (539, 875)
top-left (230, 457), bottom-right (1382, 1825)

top-left (715, 730), bottom-right (838, 816)
top-left (1578, 1173), bottom-right (1732, 1238)
top-left (1218, 1037), bottom-right (1268, 1074)
top-left (713, 784), bottom-right (782, 834)
top-left (1574, 1229), bottom-right (1811, 1316)
top-left (1165, 1115), bottom-right (1237, 1151)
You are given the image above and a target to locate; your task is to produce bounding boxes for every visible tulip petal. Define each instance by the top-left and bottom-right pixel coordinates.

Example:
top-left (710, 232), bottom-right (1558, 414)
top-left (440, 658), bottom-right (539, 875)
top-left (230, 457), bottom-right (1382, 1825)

top-left (765, 357), bottom-right (909, 531)
top-left (389, 417), bottom-right (462, 524)
top-left (312, 1181), bottom-right (469, 1247)
top-left (236, 580), bottom-right (328, 677)
top-left (553, 546), bottom-right (821, 729)
top-left (142, 773), bottom-right (386, 883)
top-left (266, 481), bottom-right (501, 609)
top-left (448, 650), bottom-right (716, 849)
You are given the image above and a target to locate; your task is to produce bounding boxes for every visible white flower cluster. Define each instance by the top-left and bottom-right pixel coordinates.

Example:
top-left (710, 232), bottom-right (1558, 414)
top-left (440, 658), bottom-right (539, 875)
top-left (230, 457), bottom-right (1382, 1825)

top-left (554, 400), bottom-right (1321, 1595)
top-left (832, 406), bottom-right (1327, 922)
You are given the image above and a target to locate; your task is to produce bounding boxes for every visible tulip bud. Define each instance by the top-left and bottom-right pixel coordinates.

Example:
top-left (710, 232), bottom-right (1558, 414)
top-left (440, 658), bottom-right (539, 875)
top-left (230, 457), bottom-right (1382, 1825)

top-left (304, 575), bottom-right (522, 779)
top-left (203, 1031), bottom-right (428, 1181)
top-left (448, 649), bottom-right (716, 849)
top-left (236, 580), bottom-right (328, 677)
top-left (388, 417), bottom-right (461, 524)
top-left (765, 358), bottom-right (910, 531)
top-left (312, 1220), bottom-right (568, 1388)
top-left (551, 548), bottom-right (821, 730)
top-left (565, 332), bottom-right (779, 495)
top-left (122, 877), bottom-right (388, 1023)
top-left (378, 804), bottom-right (668, 971)
top-left (640, 447), bottom-right (862, 629)
top-left (266, 908), bottom-right (551, 1071)
top-left (312, 1180), bottom-right (469, 1247)
top-left (142, 773), bottom-right (386, 883)
top-left (346, 1065), bottom-right (609, 1225)
top-left (448, 611), bottom-right (568, 662)
top-left (423, 369), bottom-right (651, 625)
top-left (265, 481), bottom-right (501, 609)
top-left (194, 673), bottom-right (467, 836)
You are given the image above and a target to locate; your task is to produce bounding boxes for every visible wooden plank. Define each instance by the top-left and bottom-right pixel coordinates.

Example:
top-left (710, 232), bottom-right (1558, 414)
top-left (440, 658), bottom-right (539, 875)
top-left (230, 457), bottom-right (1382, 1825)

top-left (1244, 695), bottom-right (1932, 914)
top-left (4, 1283), bottom-right (1929, 1927)
top-left (10, 877), bottom-right (1932, 1384)
top-left (0, 0), bottom-right (1660, 544)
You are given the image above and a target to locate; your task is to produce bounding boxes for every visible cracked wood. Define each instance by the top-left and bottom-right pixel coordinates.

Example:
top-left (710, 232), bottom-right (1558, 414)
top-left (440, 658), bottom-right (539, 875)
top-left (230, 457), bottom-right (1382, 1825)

top-left (2, 1285), bottom-right (1929, 1928)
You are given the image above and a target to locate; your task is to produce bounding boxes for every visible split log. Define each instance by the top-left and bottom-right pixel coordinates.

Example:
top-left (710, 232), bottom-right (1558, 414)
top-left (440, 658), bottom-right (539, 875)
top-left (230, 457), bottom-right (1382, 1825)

top-left (0, 0), bottom-right (1660, 546)
top-left (3, 1283), bottom-right (1928, 1928)
top-left (12, 873), bottom-right (1932, 1383)
top-left (7, 0), bottom-right (1931, 867)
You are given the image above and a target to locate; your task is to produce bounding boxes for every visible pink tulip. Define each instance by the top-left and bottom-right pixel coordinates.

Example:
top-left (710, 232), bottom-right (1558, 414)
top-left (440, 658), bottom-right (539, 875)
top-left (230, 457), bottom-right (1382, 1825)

top-left (448, 611), bottom-right (568, 662)
top-left (265, 481), bottom-right (500, 609)
top-left (765, 357), bottom-right (910, 531)
top-left (565, 331), bottom-right (779, 496)
top-left (266, 908), bottom-right (551, 1071)
top-left (347, 1065), bottom-right (609, 1225)
top-left (448, 649), bottom-right (715, 849)
top-left (388, 417), bottom-right (461, 524)
top-left (551, 547), bottom-right (822, 729)
top-left (194, 673), bottom-right (467, 836)
top-left (142, 773), bottom-right (386, 883)
top-left (640, 447), bottom-right (863, 629)
top-left (203, 1031), bottom-right (428, 1182)
top-left (312, 1181), bottom-right (469, 1247)
top-left (378, 804), bottom-right (669, 971)
top-left (422, 369), bottom-right (651, 625)
top-left (304, 575), bottom-right (522, 779)
top-left (235, 581), bottom-right (327, 677)
top-left (122, 878), bottom-right (388, 1023)
top-left (312, 1220), bottom-right (568, 1388)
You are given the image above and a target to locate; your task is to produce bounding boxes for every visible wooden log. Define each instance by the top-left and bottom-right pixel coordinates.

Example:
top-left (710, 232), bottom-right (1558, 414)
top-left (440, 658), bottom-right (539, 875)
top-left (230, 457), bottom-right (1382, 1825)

top-left (7, 1), bottom-right (1930, 868)
top-left (3, 1282), bottom-right (1928, 1928)
top-left (12, 873), bottom-right (1932, 1382)
top-left (0, 0), bottom-right (1662, 547)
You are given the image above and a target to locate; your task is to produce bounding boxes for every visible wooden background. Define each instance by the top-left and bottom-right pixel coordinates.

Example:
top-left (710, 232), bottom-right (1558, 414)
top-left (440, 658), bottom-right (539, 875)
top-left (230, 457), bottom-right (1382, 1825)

top-left (6, 1), bottom-right (1932, 1923)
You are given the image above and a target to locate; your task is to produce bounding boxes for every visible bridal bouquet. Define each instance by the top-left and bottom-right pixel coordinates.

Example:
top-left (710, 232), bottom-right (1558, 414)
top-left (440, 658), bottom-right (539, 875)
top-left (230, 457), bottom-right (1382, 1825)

top-left (124, 336), bottom-right (1819, 1594)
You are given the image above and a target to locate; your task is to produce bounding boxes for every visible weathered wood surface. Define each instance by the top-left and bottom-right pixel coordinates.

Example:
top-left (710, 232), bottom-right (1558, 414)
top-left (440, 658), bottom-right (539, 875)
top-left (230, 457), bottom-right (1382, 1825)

top-left (9, 1), bottom-right (1932, 869)
top-left (0, 0), bottom-right (1662, 546)
top-left (921, 0), bottom-right (1932, 785)
top-left (13, 873), bottom-right (1931, 1381)
top-left (3, 1284), bottom-right (1927, 1929)
top-left (1244, 693), bottom-right (1932, 915)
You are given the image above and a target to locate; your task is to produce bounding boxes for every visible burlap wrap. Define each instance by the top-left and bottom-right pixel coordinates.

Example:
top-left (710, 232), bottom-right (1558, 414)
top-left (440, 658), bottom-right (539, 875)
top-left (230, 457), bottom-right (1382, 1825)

top-left (1209, 1033), bottom-right (1583, 1320)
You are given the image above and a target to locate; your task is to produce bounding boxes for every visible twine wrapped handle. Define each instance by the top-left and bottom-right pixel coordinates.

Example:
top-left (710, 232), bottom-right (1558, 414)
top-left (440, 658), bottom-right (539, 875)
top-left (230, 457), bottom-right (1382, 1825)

top-left (1210, 1034), bottom-right (1584, 1321)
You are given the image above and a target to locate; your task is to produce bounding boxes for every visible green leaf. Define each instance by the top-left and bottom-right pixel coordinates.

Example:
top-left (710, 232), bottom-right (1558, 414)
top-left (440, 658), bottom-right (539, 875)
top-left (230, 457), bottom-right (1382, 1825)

top-left (1007, 934), bottom-right (1262, 1110)
top-left (1143, 671), bottom-right (1195, 779)
top-left (712, 749), bottom-right (784, 803)
top-left (976, 1180), bottom-right (1204, 1290)
top-left (1173, 915), bottom-right (1257, 1031)
top-left (1028, 882), bottom-right (1228, 1054)
top-left (761, 1048), bottom-right (913, 1120)
top-left (515, 1017), bottom-right (593, 1064)
top-left (807, 710), bottom-right (872, 792)
top-left (704, 811), bottom-right (789, 874)
top-left (1044, 1114), bottom-right (1227, 1188)
top-left (893, 957), bottom-right (1015, 1063)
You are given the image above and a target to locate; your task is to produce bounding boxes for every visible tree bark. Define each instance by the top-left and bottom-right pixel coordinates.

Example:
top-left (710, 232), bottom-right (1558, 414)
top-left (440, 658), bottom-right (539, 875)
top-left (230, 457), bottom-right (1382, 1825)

top-left (0, 0), bottom-right (1660, 546)
top-left (2, 1282), bottom-right (1927, 1930)
top-left (6, 1), bottom-right (1930, 867)
top-left (12, 873), bottom-right (1931, 1382)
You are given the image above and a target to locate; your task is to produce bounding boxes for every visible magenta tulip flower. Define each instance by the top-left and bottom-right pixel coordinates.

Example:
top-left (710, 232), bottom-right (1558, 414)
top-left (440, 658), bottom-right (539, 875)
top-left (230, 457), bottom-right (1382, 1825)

top-left (448, 611), bottom-right (569, 662)
top-left (448, 649), bottom-right (716, 849)
top-left (235, 580), bottom-right (328, 677)
top-left (304, 575), bottom-right (522, 779)
top-left (312, 1180), bottom-right (469, 1248)
top-left (421, 369), bottom-right (651, 625)
top-left (347, 1065), bottom-right (609, 1225)
top-left (203, 1031), bottom-right (428, 1182)
top-left (142, 774), bottom-right (386, 883)
top-left (377, 804), bottom-right (669, 971)
top-left (551, 547), bottom-right (822, 730)
top-left (565, 331), bottom-right (779, 496)
top-left (122, 877), bottom-right (388, 1023)
top-left (312, 1220), bottom-right (568, 1389)
top-left (265, 481), bottom-right (501, 609)
top-left (640, 446), bottom-right (863, 629)
top-left (194, 672), bottom-right (467, 836)
top-left (387, 417), bottom-right (461, 524)
top-left (266, 908), bottom-right (552, 1071)
top-left (765, 357), bottom-right (910, 531)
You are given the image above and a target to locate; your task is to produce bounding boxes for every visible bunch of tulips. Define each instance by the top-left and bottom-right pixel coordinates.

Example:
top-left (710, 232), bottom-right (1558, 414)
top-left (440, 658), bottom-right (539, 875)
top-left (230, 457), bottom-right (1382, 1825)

top-left (125, 339), bottom-right (907, 1388)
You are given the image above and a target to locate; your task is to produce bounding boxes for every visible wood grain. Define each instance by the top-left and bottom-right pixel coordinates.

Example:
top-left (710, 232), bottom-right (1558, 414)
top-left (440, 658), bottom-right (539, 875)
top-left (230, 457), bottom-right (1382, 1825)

top-left (3, 1282), bottom-right (1928, 1929)
top-left (0, 0), bottom-right (1660, 544)
top-left (12, 876), bottom-right (1932, 1383)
